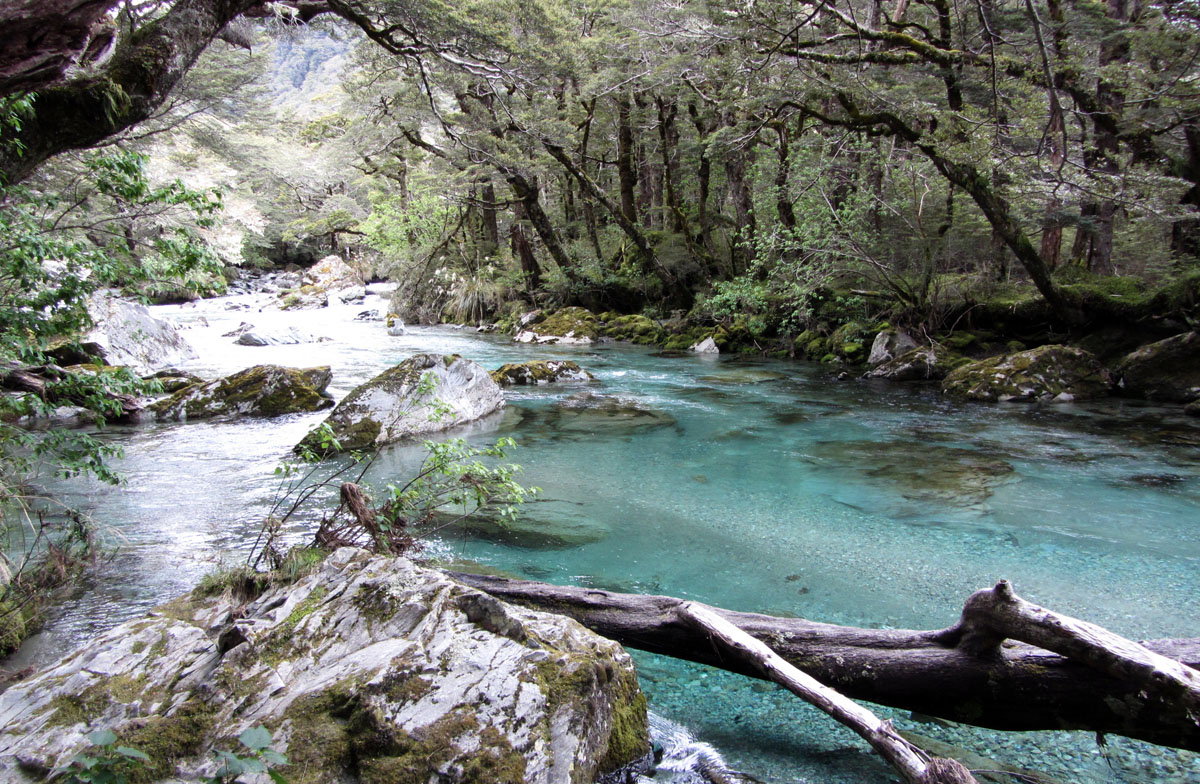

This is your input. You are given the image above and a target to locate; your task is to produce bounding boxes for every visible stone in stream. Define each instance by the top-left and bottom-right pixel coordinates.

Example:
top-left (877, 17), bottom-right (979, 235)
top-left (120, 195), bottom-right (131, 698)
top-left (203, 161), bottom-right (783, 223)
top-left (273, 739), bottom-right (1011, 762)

top-left (150, 365), bottom-right (333, 421)
top-left (941, 345), bottom-right (1111, 402)
top-left (490, 360), bottom-right (596, 387)
top-left (233, 325), bottom-right (327, 346)
top-left (514, 307), bottom-right (599, 345)
top-left (84, 292), bottom-right (198, 374)
top-left (812, 439), bottom-right (1017, 508)
top-left (143, 368), bottom-right (205, 394)
top-left (0, 549), bottom-right (649, 784)
top-left (1114, 331), bottom-right (1200, 403)
top-left (297, 353), bottom-right (504, 456)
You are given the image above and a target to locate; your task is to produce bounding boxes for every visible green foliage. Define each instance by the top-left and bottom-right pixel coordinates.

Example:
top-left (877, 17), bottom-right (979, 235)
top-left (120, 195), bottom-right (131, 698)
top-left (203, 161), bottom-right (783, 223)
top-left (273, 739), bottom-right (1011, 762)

top-left (53, 729), bottom-right (150, 784)
top-left (379, 436), bottom-right (537, 533)
top-left (204, 726), bottom-right (290, 784)
top-left (0, 102), bottom-right (226, 651)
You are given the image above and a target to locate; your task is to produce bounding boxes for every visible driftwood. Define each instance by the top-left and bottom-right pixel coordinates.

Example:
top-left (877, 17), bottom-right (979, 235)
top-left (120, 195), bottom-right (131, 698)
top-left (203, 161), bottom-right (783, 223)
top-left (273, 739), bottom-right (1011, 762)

top-left (679, 601), bottom-right (978, 784)
top-left (447, 572), bottom-right (1200, 752)
top-left (1, 365), bottom-right (141, 421)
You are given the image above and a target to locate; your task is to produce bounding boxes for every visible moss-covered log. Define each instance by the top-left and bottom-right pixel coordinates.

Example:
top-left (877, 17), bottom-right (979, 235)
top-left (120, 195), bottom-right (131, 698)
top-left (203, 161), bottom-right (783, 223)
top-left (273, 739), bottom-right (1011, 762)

top-left (447, 572), bottom-right (1200, 752)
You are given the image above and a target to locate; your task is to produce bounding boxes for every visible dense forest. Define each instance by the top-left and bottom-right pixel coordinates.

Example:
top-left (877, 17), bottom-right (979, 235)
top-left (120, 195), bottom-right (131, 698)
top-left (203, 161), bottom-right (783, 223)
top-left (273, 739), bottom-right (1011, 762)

top-left (3, 2), bottom-right (1200, 783)
top-left (6, 0), bottom-right (1200, 344)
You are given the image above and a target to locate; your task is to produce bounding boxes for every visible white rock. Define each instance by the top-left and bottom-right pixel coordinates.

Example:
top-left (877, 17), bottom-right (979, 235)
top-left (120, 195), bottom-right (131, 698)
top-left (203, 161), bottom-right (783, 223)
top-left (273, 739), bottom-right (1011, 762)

top-left (690, 337), bottom-right (719, 354)
top-left (0, 550), bottom-right (648, 783)
top-left (233, 326), bottom-right (325, 346)
top-left (867, 329), bottom-right (919, 367)
top-left (85, 292), bottom-right (197, 374)
top-left (297, 353), bottom-right (504, 455)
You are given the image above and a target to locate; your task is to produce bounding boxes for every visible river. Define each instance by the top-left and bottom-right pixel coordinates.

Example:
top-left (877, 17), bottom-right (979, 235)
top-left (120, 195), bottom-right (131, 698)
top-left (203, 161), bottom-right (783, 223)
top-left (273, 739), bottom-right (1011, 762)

top-left (13, 286), bottom-right (1200, 783)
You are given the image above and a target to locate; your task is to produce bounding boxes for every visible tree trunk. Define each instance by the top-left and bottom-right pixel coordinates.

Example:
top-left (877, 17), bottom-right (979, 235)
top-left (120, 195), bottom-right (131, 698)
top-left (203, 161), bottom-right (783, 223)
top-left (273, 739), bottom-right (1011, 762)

top-left (0, 0), bottom-right (267, 184)
top-left (687, 103), bottom-right (721, 271)
top-left (656, 98), bottom-right (686, 234)
top-left (509, 200), bottom-right (541, 294)
top-left (507, 172), bottom-right (570, 286)
top-left (680, 602), bottom-right (978, 784)
top-left (480, 180), bottom-right (500, 250)
top-left (542, 142), bottom-right (686, 302)
top-left (617, 94), bottom-right (638, 225)
top-left (447, 571), bottom-right (1200, 751)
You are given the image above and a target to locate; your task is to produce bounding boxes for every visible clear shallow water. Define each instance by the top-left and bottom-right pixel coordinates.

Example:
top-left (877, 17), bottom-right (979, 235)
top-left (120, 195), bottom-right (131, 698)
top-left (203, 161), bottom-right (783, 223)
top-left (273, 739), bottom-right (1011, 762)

top-left (12, 290), bottom-right (1200, 783)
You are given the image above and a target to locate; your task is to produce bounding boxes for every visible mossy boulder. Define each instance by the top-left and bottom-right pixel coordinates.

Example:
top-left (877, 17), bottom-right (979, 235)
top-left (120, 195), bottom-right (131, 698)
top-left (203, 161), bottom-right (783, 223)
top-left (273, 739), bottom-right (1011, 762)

top-left (151, 365), bottom-right (334, 421)
top-left (514, 307), bottom-right (599, 345)
top-left (601, 314), bottom-right (664, 345)
top-left (866, 346), bottom-right (964, 382)
top-left (0, 549), bottom-right (649, 784)
top-left (298, 354), bottom-right (503, 455)
top-left (942, 345), bottom-right (1111, 402)
top-left (490, 360), bottom-right (596, 387)
top-left (143, 368), bottom-right (205, 394)
top-left (828, 321), bottom-right (873, 362)
top-left (1113, 331), bottom-right (1200, 402)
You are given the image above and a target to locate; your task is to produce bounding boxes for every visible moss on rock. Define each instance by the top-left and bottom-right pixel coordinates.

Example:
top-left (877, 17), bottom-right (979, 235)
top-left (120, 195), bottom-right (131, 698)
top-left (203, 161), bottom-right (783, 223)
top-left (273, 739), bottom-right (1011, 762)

top-left (490, 360), bottom-right (595, 387)
top-left (942, 345), bottom-right (1111, 402)
top-left (602, 314), bottom-right (664, 345)
top-left (151, 365), bottom-right (333, 421)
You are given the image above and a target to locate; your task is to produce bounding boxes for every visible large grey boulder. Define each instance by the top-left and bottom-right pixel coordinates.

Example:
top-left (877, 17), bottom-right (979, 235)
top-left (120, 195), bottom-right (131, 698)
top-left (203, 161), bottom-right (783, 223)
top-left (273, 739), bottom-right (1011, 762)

top-left (0, 549), bottom-right (649, 784)
top-left (85, 293), bottom-right (197, 374)
top-left (151, 365), bottom-right (333, 421)
top-left (867, 328), bottom-right (919, 367)
top-left (942, 345), bottom-right (1111, 402)
top-left (297, 354), bottom-right (504, 455)
top-left (1114, 331), bottom-right (1200, 402)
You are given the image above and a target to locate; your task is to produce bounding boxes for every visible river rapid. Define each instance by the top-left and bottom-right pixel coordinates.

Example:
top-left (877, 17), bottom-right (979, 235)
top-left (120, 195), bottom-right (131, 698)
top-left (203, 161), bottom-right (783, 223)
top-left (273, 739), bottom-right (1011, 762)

top-left (12, 287), bottom-right (1200, 783)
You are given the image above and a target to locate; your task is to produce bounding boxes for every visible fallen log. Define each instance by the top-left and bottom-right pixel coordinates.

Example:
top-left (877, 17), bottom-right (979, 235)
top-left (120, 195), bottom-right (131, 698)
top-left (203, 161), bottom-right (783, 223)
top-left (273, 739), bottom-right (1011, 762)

top-left (679, 601), bottom-right (978, 784)
top-left (446, 572), bottom-right (1200, 751)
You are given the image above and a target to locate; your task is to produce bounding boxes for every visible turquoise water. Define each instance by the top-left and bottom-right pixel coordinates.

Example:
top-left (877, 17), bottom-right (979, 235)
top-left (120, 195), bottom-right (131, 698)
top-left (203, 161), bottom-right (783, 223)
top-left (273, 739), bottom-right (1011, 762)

top-left (16, 292), bottom-right (1200, 782)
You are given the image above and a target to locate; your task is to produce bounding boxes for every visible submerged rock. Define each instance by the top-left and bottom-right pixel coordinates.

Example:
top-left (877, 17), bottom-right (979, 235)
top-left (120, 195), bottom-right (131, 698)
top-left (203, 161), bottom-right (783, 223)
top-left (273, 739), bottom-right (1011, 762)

top-left (0, 549), bottom-right (649, 784)
top-left (941, 345), bottom-right (1110, 402)
top-left (867, 328), bottom-right (919, 367)
top-left (297, 353), bottom-right (504, 455)
top-left (1114, 331), bottom-right (1200, 402)
top-left (515, 307), bottom-right (599, 345)
top-left (551, 393), bottom-right (676, 436)
top-left (813, 439), bottom-right (1017, 507)
top-left (490, 360), bottom-right (596, 387)
top-left (435, 505), bottom-right (611, 549)
top-left (85, 293), bottom-right (197, 374)
top-left (151, 365), bottom-right (333, 421)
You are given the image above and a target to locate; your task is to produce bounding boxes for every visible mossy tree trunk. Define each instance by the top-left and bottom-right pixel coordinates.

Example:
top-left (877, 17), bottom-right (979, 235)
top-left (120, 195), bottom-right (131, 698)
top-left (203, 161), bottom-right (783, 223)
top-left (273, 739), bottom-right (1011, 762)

top-left (0, 0), bottom-right (270, 185)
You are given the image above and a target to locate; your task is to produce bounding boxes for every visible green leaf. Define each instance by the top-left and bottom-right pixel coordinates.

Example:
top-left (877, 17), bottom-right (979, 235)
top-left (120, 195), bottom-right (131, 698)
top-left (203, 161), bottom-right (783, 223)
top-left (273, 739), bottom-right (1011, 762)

top-left (114, 746), bottom-right (150, 762)
top-left (87, 729), bottom-right (118, 747)
top-left (238, 725), bottom-right (274, 751)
